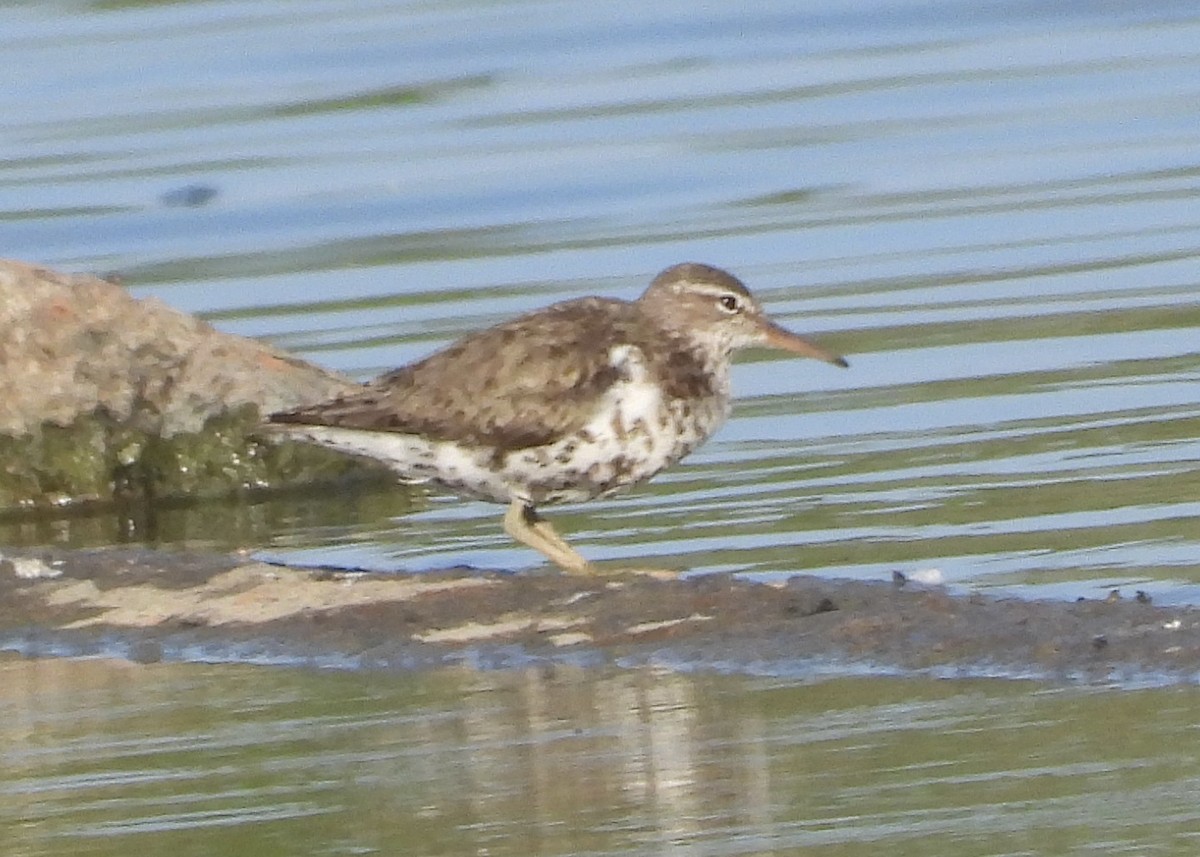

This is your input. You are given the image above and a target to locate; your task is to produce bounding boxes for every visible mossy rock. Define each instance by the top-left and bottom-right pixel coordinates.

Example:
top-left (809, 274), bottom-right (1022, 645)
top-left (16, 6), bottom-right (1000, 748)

top-left (0, 405), bottom-right (397, 512)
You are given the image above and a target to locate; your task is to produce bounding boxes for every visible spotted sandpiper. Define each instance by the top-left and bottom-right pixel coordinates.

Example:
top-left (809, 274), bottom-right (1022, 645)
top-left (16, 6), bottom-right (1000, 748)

top-left (265, 263), bottom-right (847, 572)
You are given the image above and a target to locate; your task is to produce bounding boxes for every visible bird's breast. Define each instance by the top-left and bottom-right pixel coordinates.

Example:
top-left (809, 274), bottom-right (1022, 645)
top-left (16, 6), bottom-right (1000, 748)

top-left (499, 352), bottom-right (729, 506)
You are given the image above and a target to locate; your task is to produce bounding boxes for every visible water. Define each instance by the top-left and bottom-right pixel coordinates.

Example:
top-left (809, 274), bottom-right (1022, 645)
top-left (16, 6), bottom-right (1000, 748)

top-left (7, 0), bottom-right (1199, 599)
top-left (3, 654), bottom-right (1200, 856)
top-left (5, 2), bottom-right (1200, 852)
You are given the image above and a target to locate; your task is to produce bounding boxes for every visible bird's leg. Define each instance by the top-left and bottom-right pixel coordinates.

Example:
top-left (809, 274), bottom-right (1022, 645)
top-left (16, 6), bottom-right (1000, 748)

top-left (529, 514), bottom-right (580, 556)
top-left (503, 499), bottom-right (592, 574)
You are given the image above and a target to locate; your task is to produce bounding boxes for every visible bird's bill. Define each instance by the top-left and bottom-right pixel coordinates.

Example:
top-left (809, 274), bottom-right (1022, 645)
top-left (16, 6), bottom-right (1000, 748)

top-left (759, 320), bottom-right (849, 367)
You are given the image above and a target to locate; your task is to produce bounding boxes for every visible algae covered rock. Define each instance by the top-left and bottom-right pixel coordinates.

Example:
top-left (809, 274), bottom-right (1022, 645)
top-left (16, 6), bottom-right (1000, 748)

top-left (0, 259), bottom-right (380, 510)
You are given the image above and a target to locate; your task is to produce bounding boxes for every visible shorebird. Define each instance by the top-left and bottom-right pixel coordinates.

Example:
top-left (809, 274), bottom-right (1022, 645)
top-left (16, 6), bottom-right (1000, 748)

top-left (265, 263), bottom-right (847, 572)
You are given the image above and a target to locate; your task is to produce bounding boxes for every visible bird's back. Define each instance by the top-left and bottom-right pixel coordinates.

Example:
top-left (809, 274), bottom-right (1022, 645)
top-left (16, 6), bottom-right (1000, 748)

top-left (269, 296), bottom-right (721, 455)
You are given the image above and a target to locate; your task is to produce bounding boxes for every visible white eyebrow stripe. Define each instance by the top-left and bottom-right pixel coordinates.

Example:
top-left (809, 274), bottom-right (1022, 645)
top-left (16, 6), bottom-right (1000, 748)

top-left (671, 281), bottom-right (748, 299)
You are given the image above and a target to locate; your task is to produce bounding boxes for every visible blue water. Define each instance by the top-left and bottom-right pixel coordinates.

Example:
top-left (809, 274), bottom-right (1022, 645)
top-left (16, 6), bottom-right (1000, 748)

top-left (5, 5), bottom-right (1200, 856)
top-left (3, 0), bottom-right (1199, 597)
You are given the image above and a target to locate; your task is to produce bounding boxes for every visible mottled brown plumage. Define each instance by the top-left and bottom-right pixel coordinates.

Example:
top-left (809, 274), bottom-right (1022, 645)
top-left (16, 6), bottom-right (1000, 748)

top-left (272, 296), bottom-right (717, 451)
top-left (266, 262), bottom-right (847, 573)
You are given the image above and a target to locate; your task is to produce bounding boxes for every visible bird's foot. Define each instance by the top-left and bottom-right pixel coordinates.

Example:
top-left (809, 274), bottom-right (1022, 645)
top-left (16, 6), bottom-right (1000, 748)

top-left (504, 500), bottom-right (592, 574)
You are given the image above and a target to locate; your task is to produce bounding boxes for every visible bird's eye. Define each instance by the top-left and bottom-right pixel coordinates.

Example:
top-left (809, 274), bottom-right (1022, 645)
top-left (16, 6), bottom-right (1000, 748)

top-left (718, 294), bottom-right (740, 313)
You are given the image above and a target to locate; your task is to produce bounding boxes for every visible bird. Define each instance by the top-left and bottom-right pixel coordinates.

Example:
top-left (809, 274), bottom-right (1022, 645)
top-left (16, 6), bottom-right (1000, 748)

top-left (264, 262), bottom-right (847, 573)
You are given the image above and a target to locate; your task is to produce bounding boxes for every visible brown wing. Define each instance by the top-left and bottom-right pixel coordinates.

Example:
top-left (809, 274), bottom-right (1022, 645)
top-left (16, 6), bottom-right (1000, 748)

top-left (269, 297), bottom-right (665, 451)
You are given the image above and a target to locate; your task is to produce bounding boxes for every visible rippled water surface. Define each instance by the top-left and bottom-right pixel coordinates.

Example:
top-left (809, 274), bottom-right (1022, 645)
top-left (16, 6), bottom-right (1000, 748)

top-left (5, 0), bottom-right (1200, 598)
top-left (5, 2), bottom-right (1200, 852)
top-left (5, 655), bottom-right (1200, 856)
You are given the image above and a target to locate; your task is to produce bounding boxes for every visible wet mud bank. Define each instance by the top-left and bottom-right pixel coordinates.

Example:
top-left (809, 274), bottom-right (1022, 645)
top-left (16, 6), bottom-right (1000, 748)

top-left (3, 547), bottom-right (1199, 684)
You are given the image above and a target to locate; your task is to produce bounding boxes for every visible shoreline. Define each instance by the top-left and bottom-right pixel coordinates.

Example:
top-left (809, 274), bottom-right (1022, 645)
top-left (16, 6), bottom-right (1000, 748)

top-left (3, 546), bottom-right (1197, 685)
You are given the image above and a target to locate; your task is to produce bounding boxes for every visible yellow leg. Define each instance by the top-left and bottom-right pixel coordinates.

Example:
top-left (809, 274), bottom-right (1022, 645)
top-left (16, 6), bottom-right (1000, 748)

top-left (503, 499), bottom-right (592, 574)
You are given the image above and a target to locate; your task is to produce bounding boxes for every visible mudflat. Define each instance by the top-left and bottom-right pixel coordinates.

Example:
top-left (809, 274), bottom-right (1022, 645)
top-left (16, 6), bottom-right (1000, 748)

top-left (2, 546), bottom-right (1195, 683)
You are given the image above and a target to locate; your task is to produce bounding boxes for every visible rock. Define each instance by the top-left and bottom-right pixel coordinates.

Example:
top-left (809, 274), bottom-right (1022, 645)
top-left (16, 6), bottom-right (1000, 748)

top-left (0, 258), bottom-right (376, 509)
